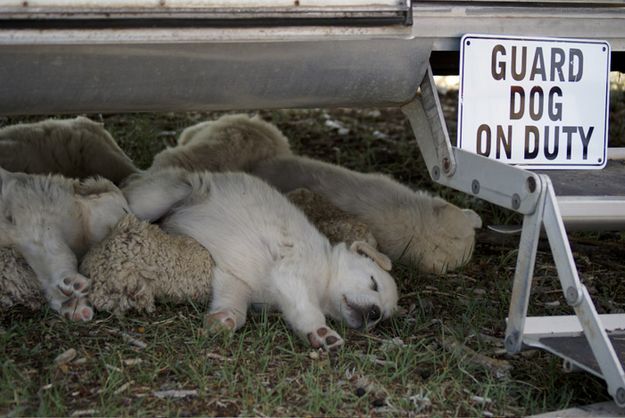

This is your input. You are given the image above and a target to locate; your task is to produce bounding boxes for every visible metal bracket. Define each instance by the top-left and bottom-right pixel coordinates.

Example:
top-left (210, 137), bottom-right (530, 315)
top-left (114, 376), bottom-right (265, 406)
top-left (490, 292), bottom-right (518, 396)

top-left (401, 66), bottom-right (542, 215)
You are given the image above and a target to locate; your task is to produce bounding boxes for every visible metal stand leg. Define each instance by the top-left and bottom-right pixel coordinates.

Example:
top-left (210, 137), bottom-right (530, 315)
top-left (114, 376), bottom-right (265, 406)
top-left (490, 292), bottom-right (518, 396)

top-left (504, 181), bottom-right (547, 354)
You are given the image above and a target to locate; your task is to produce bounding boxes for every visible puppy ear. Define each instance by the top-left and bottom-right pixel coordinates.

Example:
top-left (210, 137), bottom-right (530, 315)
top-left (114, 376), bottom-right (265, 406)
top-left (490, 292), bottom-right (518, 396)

top-left (350, 241), bottom-right (392, 271)
top-left (463, 209), bottom-right (482, 229)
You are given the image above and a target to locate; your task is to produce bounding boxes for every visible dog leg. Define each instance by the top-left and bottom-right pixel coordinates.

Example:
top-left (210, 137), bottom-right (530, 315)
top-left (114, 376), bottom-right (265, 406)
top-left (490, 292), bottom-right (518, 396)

top-left (204, 267), bottom-right (251, 332)
top-left (15, 226), bottom-right (93, 321)
top-left (272, 273), bottom-right (344, 351)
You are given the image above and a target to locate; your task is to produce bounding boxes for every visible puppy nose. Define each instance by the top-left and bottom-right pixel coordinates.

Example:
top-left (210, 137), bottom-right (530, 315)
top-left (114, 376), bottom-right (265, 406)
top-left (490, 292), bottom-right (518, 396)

top-left (366, 305), bottom-right (381, 322)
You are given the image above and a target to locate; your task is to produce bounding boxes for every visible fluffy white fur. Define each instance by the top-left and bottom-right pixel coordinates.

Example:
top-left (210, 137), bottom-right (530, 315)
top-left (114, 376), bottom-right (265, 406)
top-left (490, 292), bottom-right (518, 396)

top-left (123, 169), bottom-right (398, 350)
top-left (151, 114), bottom-right (292, 172)
top-left (0, 167), bottom-right (129, 320)
top-left (157, 114), bottom-right (482, 273)
top-left (0, 116), bottom-right (138, 184)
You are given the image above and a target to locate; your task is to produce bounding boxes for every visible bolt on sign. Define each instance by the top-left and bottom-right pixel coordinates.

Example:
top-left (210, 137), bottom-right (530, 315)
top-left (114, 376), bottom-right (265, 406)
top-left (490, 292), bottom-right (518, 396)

top-left (458, 34), bottom-right (611, 169)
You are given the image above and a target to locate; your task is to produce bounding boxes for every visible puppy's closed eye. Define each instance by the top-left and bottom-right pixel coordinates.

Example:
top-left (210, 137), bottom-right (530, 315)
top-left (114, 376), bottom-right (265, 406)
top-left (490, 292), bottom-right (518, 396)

top-left (370, 276), bottom-right (378, 292)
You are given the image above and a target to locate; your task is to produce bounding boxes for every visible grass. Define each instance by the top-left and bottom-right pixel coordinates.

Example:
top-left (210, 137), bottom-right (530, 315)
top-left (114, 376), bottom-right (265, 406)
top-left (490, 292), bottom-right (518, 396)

top-left (2, 80), bottom-right (625, 416)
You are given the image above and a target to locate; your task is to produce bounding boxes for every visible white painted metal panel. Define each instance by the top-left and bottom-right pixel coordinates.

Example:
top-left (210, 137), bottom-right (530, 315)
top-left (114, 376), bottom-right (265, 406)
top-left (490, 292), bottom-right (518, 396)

top-left (524, 314), bottom-right (625, 336)
top-left (411, 4), bottom-right (625, 52)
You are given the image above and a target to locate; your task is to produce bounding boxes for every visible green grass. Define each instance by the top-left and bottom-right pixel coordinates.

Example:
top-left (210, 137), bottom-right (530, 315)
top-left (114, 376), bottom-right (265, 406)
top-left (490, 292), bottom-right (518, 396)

top-left (2, 82), bottom-right (625, 416)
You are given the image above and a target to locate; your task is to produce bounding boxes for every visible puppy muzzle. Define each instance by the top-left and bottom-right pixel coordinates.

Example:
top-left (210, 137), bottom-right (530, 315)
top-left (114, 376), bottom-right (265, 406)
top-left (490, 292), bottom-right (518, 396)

top-left (343, 296), bottom-right (382, 329)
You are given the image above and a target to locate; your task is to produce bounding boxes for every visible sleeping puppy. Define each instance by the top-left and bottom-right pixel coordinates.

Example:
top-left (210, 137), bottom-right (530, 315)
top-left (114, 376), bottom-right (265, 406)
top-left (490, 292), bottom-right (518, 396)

top-left (0, 116), bottom-right (139, 184)
top-left (123, 168), bottom-right (398, 350)
top-left (0, 167), bottom-right (129, 320)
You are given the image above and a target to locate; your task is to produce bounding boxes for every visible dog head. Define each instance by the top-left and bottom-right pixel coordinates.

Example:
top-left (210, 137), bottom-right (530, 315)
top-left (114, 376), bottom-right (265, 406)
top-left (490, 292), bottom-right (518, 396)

top-left (325, 241), bottom-right (398, 330)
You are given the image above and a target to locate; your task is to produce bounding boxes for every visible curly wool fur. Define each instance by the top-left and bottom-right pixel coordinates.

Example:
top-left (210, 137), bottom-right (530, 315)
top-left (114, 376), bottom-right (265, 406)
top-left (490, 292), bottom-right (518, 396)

top-left (81, 214), bottom-right (214, 315)
top-left (0, 247), bottom-right (42, 311)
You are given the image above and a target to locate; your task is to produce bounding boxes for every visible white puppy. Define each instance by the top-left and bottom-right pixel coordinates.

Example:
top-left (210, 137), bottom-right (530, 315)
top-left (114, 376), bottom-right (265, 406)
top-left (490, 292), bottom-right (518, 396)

top-left (0, 167), bottom-right (129, 320)
top-left (0, 116), bottom-right (138, 184)
top-left (123, 169), bottom-right (398, 350)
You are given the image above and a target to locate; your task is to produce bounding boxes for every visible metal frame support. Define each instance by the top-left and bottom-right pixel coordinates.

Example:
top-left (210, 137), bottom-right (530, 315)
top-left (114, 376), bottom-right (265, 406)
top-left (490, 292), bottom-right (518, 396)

top-left (504, 181), bottom-right (546, 354)
top-left (401, 65), bottom-right (542, 215)
top-left (402, 66), bottom-right (625, 406)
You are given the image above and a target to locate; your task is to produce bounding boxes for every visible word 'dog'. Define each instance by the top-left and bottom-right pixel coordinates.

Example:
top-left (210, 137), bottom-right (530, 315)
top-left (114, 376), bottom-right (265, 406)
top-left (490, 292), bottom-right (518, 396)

top-left (459, 35), bottom-right (609, 169)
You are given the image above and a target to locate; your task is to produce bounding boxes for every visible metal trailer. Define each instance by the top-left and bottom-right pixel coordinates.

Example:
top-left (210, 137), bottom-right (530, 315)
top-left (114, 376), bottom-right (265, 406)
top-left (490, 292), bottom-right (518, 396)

top-left (1, 0), bottom-right (625, 407)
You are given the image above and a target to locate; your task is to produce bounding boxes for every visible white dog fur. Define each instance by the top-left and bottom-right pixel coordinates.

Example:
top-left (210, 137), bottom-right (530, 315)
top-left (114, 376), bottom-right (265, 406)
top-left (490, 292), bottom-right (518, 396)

top-left (123, 168), bottom-right (398, 350)
top-left (0, 167), bottom-right (129, 320)
top-left (156, 114), bottom-right (482, 273)
top-left (0, 116), bottom-right (138, 184)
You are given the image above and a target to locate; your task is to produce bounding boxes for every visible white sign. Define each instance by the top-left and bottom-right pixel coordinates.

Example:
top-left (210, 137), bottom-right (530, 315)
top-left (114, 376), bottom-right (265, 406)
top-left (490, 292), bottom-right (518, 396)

top-left (458, 34), bottom-right (611, 169)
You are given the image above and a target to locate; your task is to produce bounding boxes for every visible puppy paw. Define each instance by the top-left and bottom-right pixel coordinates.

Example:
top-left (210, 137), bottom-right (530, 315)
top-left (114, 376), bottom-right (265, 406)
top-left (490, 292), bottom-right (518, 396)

top-left (204, 310), bottom-right (238, 332)
top-left (307, 326), bottom-right (344, 351)
top-left (57, 273), bottom-right (91, 299)
top-left (60, 296), bottom-right (94, 321)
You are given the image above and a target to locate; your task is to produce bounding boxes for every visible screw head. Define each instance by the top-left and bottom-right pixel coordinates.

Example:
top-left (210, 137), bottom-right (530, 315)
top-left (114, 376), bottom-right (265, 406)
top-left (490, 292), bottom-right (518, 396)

top-left (511, 193), bottom-right (521, 210)
top-left (565, 287), bottom-right (579, 305)
top-left (471, 179), bottom-right (480, 195)
top-left (616, 387), bottom-right (625, 405)
top-left (442, 157), bottom-right (451, 173)
top-left (527, 176), bottom-right (537, 193)
top-left (432, 166), bottom-right (441, 181)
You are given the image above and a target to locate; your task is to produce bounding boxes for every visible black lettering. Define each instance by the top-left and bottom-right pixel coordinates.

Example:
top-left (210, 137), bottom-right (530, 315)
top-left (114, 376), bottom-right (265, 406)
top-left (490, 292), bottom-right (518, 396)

top-left (525, 125), bottom-right (540, 159)
top-left (477, 124), bottom-right (492, 157)
top-left (510, 86), bottom-right (525, 120)
top-left (569, 48), bottom-right (584, 82)
top-left (544, 126), bottom-right (559, 160)
top-left (529, 86), bottom-right (544, 121)
top-left (511, 46), bottom-right (527, 81)
top-left (497, 125), bottom-right (512, 159)
top-left (562, 126), bottom-right (577, 159)
top-left (548, 87), bottom-right (563, 121)
top-left (491, 44), bottom-right (506, 80)
top-left (578, 126), bottom-right (594, 159)
top-left (551, 48), bottom-right (565, 81)
top-left (530, 47), bottom-right (546, 81)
